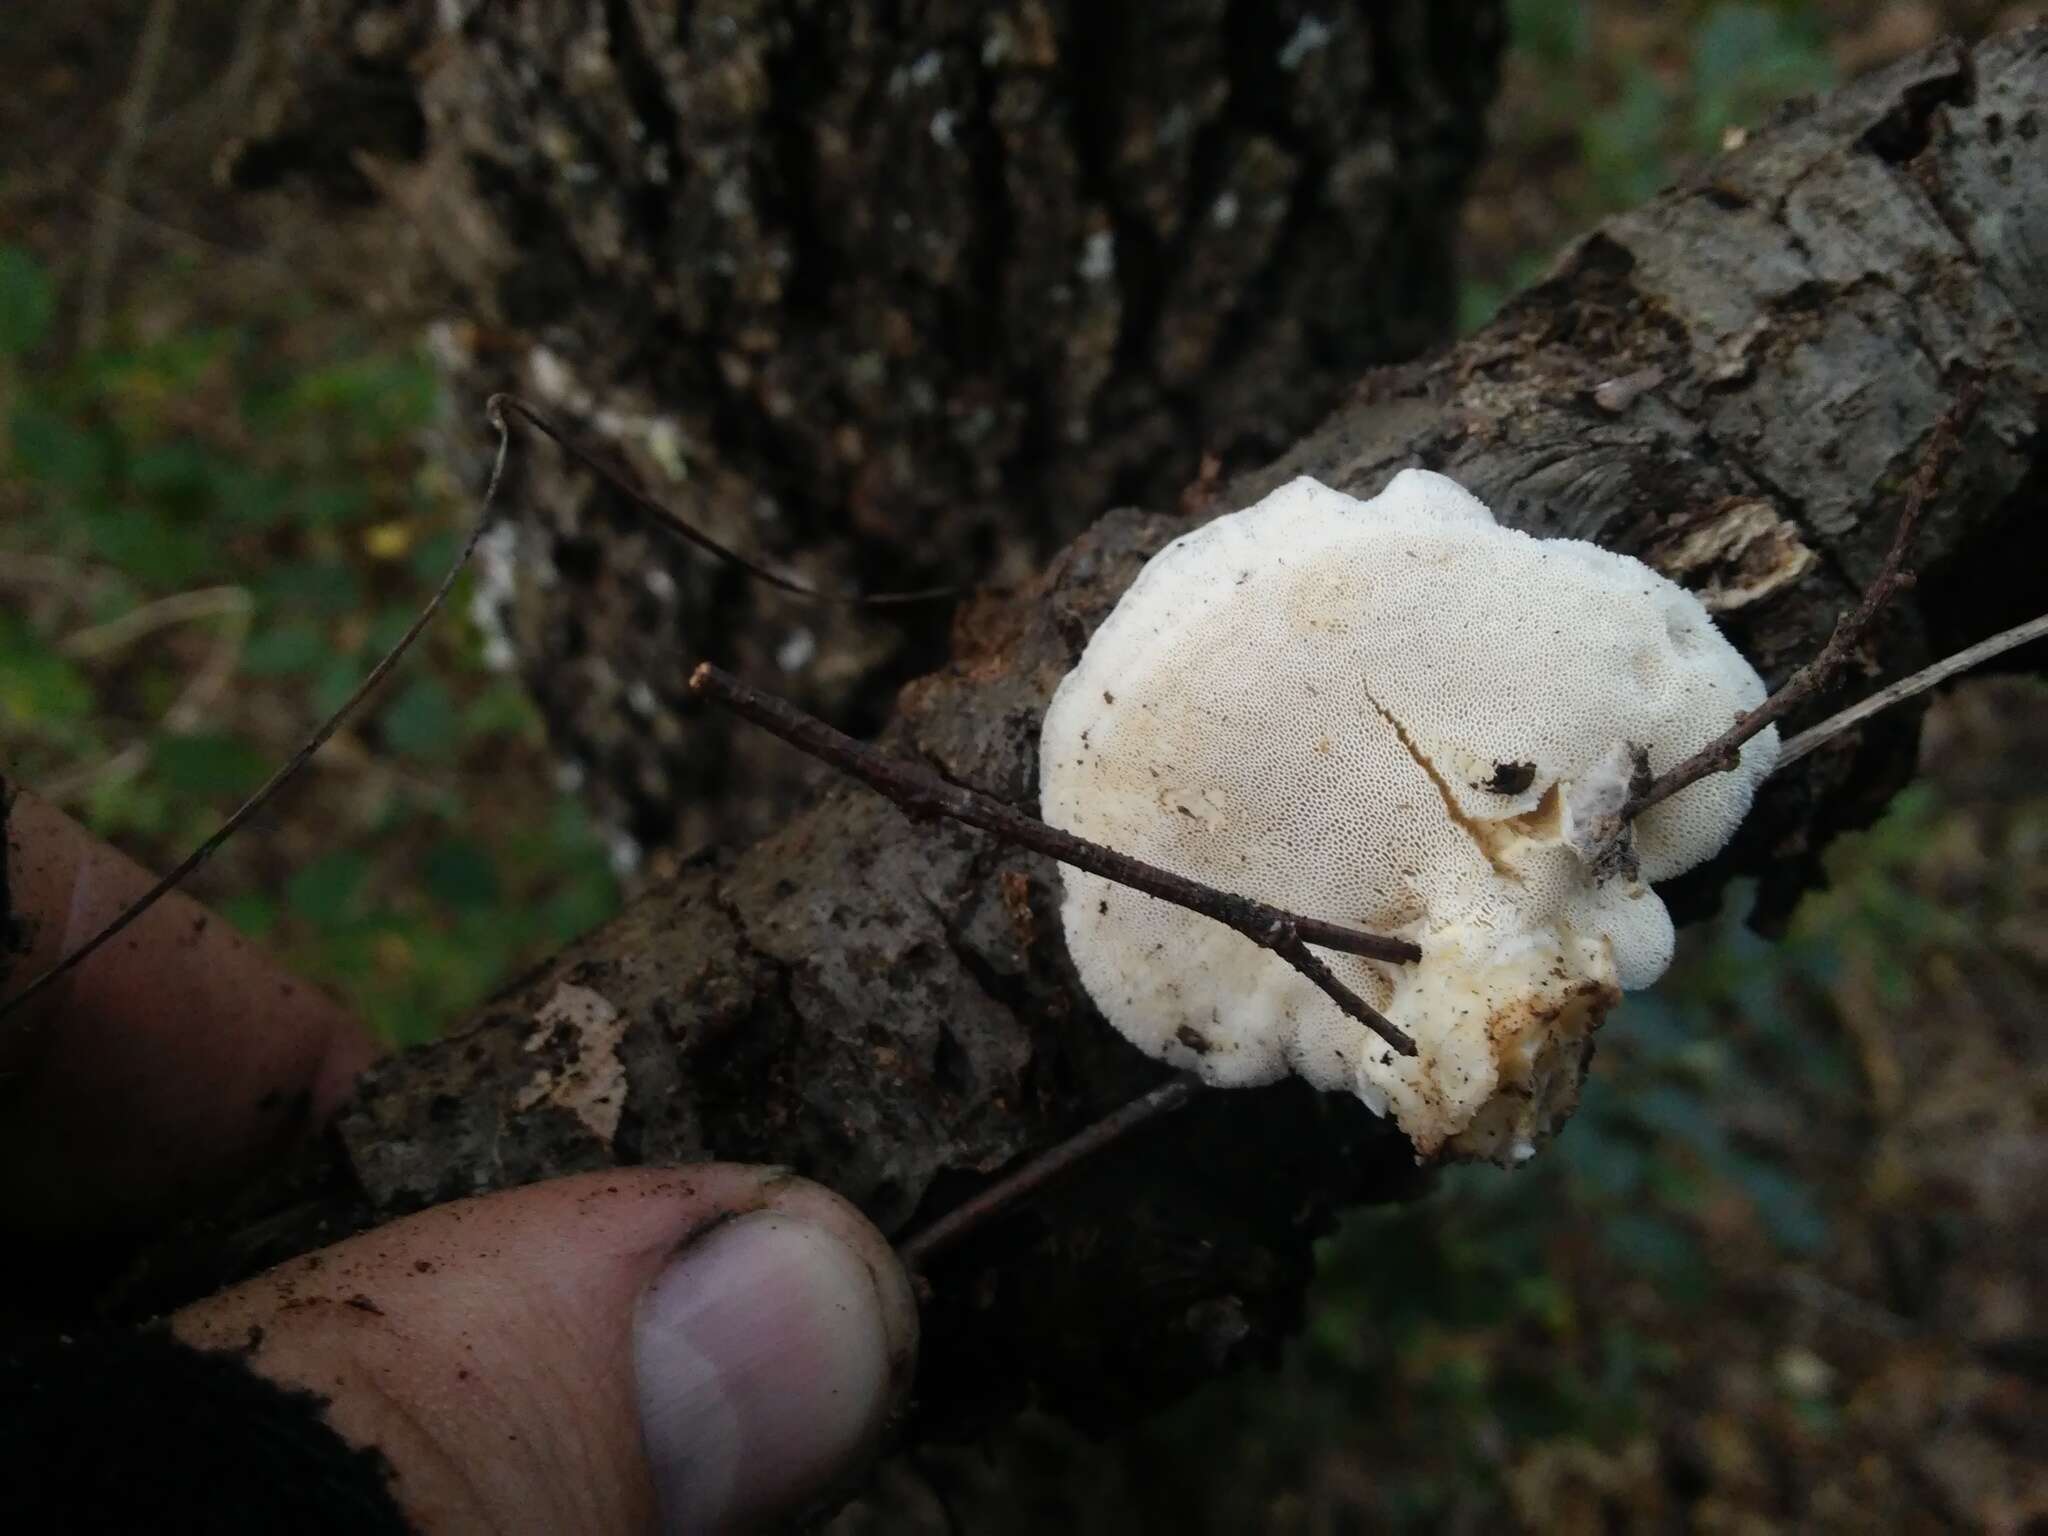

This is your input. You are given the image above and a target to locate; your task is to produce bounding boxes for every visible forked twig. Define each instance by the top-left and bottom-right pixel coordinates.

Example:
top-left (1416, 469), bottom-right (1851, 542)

top-left (688, 663), bottom-right (1422, 1059)
top-left (898, 1077), bottom-right (1201, 1270)
top-left (1625, 377), bottom-right (1985, 821)
top-left (1774, 611), bottom-right (2048, 772)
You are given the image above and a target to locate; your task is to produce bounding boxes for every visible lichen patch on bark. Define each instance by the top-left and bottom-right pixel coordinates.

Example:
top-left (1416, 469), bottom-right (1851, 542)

top-left (511, 983), bottom-right (629, 1147)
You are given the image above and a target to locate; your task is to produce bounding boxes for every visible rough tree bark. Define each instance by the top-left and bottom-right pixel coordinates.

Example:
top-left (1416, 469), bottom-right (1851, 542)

top-left (226, 0), bottom-right (1503, 858)
top-left (56, 17), bottom-right (2048, 1516)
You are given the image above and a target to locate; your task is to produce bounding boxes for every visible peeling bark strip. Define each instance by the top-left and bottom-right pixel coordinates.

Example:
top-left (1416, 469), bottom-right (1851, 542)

top-left (122, 28), bottom-right (2048, 1444)
top-left (227, 0), bottom-right (1504, 857)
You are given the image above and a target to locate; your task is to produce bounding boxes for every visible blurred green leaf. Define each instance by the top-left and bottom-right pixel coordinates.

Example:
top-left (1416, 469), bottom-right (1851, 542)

top-left (1511, 1272), bottom-right (1572, 1333)
top-left (1726, 1155), bottom-right (1830, 1256)
top-left (287, 850), bottom-right (370, 926)
top-left (423, 838), bottom-right (500, 911)
top-left (1690, 3), bottom-right (1834, 149)
top-left (211, 465), bottom-right (295, 527)
top-left (1584, 66), bottom-right (1672, 208)
top-left (1871, 950), bottom-right (1913, 1004)
top-left (82, 504), bottom-right (216, 585)
top-left (408, 528), bottom-right (462, 584)
top-left (10, 404), bottom-right (111, 495)
top-left (0, 615), bottom-right (94, 725)
top-left (152, 731), bottom-right (269, 799)
top-left (1458, 280), bottom-right (1505, 336)
top-left (1630, 1083), bottom-right (1732, 1166)
top-left (543, 868), bottom-right (621, 945)
top-left (244, 621), bottom-right (330, 677)
top-left (123, 328), bottom-right (231, 391)
top-left (458, 678), bottom-right (537, 740)
top-left (546, 796), bottom-right (607, 857)
top-left (218, 890), bottom-right (279, 939)
top-left (260, 558), bottom-right (363, 614)
top-left (292, 353), bottom-right (439, 440)
top-left (1609, 991), bottom-right (1695, 1061)
top-left (1791, 1393), bottom-right (1841, 1435)
top-left (1558, 1117), bottom-right (1649, 1199)
top-left (82, 772), bottom-right (173, 842)
top-left (382, 676), bottom-right (457, 760)
top-left (0, 245), bottom-right (56, 356)
top-left (1495, 1363), bottom-right (1595, 1440)
top-left (1645, 1154), bottom-right (1710, 1212)
top-left (296, 483), bottom-right (370, 529)
top-left (1509, 0), bottom-right (1587, 68)
top-left (129, 441), bottom-right (221, 504)
top-left (310, 653), bottom-right (368, 718)
top-left (365, 603), bottom-right (424, 658)
top-left (1602, 1213), bottom-right (1709, 1300)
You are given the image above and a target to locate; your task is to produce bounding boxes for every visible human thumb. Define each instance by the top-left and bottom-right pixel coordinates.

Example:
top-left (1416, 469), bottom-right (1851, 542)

top-left (173, 1166), bottom-right (918, 1533)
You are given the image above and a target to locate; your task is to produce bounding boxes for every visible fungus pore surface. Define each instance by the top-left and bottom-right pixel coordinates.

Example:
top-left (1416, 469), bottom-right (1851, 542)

top-left (1039, 472), bottom-right (1778, 1162)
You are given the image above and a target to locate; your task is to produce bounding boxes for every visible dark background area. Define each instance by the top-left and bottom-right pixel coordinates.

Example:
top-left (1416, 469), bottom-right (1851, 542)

top-left (3, 2), bottom-right (2044, 1528)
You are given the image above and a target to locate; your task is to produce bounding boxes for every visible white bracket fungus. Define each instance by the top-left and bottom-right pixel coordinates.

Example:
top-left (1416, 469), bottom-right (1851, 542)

top-left (1040, 471), bottom-right (1778, 1163)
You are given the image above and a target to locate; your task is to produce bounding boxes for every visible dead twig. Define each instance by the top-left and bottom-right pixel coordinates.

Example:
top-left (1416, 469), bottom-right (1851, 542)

top-left (898, 1078), bottom-right (1201, 1270)
top-left (57, 584), bottom-right (250, 662)
top-left (1774, 611), bottom-right (2048, 772)
top-left (489, 394), bottom-right (953, 608)
top-left (688, 662), bottom-right (1422, 1058)
top-left (1625, 376), bottom-right (1984, 822)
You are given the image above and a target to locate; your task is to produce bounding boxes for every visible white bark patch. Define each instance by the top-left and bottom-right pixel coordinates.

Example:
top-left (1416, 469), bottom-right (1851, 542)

top-left (1655, 498), bottom-right (1819, 613)
top-left (513, 983), bottom-right (629, 1145)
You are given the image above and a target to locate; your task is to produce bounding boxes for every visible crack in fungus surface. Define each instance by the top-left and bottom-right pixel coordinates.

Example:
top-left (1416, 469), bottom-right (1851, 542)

top-left (1360, 684), bottom-right (1522, 883)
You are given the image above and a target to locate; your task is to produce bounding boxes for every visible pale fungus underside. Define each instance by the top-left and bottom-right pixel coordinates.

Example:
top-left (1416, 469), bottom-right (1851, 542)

top-left (1042, 471), bottom-right (1778, 1162)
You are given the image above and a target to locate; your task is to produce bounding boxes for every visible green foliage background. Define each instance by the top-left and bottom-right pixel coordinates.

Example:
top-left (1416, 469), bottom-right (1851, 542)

top-left (0, 247), bottom-right (619, 1043)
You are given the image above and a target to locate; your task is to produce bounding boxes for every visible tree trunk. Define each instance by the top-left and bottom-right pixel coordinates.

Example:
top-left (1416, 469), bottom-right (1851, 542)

top-left (229, 0), bottom-right (1503, 859)
top-left (117, 15), bottom-right (2046, 1509)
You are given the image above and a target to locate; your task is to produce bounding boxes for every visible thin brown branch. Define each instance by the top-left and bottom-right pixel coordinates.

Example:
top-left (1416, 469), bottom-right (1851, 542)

top-left (1625, 375), bottom-right (1985, 821)
top-left (688, 663), bottom-right (1422, 1058)
top-left (1774, 610), bottom-right (2048, 772)
top-left (487, 394), bottom-right (954, 607)
top-left (898, 1078), bottom-right (1201, 1271)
